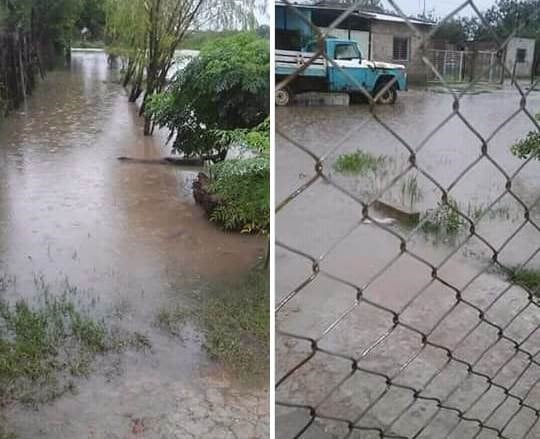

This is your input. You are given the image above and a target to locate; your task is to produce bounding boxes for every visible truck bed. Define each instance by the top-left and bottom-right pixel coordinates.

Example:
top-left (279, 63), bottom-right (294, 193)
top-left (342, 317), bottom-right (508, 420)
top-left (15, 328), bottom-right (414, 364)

top-left (275, 50), bottom-right (327, 78)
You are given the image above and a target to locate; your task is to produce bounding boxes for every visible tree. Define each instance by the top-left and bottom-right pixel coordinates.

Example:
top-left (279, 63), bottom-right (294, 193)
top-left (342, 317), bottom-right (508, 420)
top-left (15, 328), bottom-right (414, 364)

top-left (76, 0), bottom-right (106, 39)
top-left (433, 17), bottom-right (480, 46)
top-left (0, 0), bottom-right (84, 114)
top-left (146, 32), bottom-right (269, 161)
top-left (105, 0), bottom-right (266, 135)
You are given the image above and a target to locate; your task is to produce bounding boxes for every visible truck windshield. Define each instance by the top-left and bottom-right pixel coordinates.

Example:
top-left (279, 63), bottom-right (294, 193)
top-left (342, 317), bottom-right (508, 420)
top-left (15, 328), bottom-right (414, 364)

top-left (334, 44), bottom-right (360, 61)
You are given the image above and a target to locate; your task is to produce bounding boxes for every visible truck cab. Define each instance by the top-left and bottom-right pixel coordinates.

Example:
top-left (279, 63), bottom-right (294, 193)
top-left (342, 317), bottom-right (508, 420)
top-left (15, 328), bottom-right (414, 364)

top-left (275, 38), bottom-right (408, 106)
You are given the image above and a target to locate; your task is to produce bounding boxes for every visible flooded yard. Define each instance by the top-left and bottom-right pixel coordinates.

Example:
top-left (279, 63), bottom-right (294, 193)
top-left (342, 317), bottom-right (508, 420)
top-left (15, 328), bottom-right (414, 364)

top-left (276, 85), bottom-right (540, 437)
top-left (0, 52), bottom-right (267, 438)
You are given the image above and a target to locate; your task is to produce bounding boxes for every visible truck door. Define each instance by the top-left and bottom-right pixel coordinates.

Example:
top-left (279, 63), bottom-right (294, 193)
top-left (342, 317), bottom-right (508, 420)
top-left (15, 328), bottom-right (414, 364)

top-left (327, 41), bottom-right (367, 93)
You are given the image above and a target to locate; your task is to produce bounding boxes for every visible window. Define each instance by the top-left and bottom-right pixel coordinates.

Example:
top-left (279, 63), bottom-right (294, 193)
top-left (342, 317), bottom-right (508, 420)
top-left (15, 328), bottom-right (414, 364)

top-left (334, 44), bottom-right (360, 61)
top-left (393, 37), bottom-right (409, 61)
top-left (516, 48), bottom-right (527, 63)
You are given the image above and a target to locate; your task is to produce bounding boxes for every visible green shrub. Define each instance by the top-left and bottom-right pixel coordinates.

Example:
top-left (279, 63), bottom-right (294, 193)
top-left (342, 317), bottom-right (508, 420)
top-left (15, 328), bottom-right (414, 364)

top-left (208, 157), bottom-right (269, 233)
top-left (147, 32), bottom-right (269, 161)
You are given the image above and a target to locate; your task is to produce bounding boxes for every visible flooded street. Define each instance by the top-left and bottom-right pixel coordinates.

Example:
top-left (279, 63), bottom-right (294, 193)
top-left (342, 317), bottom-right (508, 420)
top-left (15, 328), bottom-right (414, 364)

top-left (276, 87), bottom-right (540, 437)
top-left (1, 52), bottom-right (267, 438)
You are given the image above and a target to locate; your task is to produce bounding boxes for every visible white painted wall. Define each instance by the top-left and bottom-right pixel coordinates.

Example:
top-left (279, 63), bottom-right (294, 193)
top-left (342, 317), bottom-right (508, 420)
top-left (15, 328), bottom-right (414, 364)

top-left (506, 37), bottom-right (536, 79)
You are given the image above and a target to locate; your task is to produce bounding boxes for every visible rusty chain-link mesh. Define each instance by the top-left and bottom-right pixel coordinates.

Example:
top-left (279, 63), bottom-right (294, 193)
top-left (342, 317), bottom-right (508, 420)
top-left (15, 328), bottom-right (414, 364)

top-left (275, 1), bottom-right (540, 438)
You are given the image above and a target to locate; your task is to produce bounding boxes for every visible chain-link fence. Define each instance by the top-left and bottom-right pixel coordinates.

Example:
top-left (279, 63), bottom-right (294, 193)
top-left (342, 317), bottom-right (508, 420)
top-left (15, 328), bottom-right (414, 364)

top-left (276, 1), bottom-right (540, 438)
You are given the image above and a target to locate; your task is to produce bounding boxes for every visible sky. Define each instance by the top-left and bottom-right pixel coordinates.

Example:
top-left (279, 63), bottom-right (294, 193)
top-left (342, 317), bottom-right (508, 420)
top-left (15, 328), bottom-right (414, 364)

top-left (382, 0), bottom-right (497, 18)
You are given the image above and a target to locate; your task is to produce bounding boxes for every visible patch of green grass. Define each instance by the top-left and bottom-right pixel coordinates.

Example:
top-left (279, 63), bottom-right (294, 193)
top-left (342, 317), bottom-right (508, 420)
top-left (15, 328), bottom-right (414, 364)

top-left (200, 270), bottom-right (269, 379)
top-left (509, 268), bottom-right (540, 297)
top-left (0, 285), bottom-right (149, 406)
top-left (155, 270), bottom-right (269, 380)
top-left (333, 150), bottom-right (387, 176)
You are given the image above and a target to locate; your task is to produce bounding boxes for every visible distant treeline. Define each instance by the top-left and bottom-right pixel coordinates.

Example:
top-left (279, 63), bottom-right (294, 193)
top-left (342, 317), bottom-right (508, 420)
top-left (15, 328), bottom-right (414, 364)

top-left (181, 26), bottom-right (269, 50)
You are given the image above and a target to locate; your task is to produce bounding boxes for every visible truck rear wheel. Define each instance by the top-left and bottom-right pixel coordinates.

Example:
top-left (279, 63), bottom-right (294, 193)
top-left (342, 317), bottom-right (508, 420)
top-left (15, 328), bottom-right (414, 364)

top-left (374, 84), bottom-right (397, 105)
top-left (276, 87), bottom-right (292, 106)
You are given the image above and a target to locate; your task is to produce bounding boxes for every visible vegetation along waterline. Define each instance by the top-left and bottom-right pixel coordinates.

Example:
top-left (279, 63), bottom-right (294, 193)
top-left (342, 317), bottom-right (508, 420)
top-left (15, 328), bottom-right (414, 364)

top-left (147, 32), bottom-right (270, 234)
top-left (0, 277), bottom-right (150, 408)
top-left (155, 269), bottom-right (270, 382)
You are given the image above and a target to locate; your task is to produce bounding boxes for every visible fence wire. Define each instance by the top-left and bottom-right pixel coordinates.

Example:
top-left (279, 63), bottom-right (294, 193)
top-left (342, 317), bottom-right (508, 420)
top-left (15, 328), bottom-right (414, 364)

top-left (276, 1), bottom-right (540, 438)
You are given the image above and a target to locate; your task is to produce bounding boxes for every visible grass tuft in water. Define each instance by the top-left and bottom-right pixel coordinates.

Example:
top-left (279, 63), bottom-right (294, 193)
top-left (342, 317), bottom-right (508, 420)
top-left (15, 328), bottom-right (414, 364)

top-left (333, 150), bottom-right (387, 176)
top-left (421, 197), bottom-right (466, 237)
top-left (509, 268), bottom-right (540, 298)
top-left (400, 175), bottom-right (423, 208)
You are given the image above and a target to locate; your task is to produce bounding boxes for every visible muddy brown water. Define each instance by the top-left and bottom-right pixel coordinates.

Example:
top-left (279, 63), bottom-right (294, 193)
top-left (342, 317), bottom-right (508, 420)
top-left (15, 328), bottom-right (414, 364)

top-left (0, 52), bottom-right (267, 438)
top-left (276, 87), bottom-right (540, 438)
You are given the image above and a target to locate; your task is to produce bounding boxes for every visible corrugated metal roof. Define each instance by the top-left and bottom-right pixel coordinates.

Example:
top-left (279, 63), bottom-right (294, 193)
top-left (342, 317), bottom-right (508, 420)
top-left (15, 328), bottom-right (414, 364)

top-left (275, 1), bottom-right (435, 26)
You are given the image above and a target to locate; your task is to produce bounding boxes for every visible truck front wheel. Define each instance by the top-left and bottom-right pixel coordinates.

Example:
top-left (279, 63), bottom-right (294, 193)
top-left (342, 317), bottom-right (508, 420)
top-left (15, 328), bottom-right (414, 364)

top-left (374, 84), bottom-right (397, 105)
top-left (276, 87), bottom-right (292, 106)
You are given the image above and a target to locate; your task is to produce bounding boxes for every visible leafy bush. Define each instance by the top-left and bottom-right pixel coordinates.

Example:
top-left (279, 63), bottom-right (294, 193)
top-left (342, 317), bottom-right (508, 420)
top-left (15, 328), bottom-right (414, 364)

top-left (147, 32), bottom-right (269, 161)
top-left (511, 130), bottom-right (540, 160)
top-left (208, 156), bottom-right (269, 233)
top-left (200, 119), bottom-right (269, 233)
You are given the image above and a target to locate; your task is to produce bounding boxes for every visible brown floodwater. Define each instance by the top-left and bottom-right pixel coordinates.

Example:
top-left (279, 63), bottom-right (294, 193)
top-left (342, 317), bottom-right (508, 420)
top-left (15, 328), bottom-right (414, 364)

top-left (1, 52), bottom-right (267, 438)
top-left (276, 86), bottom-right (540, 437)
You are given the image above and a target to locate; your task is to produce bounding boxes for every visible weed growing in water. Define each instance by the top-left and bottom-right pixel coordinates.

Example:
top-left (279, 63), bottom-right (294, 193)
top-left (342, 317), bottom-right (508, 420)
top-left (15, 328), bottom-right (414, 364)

top-left (466, 202), bottom-right (513, 222)
top-left (421, 197), bottom-right (466, 237)
top-left (0, 284), bottom-right (150, 406)
top-left (333, 150), bottom-right (388, 176)
top-left (509, 268), bottom-right (540, 298)
top-left (400, 175), bottom-right (423, 208)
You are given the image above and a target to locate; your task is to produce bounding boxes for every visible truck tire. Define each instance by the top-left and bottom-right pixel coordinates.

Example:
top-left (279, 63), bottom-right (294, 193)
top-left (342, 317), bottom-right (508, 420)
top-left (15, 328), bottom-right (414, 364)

top-left (374, 84), bottom-right (397, 105)
top-left (276, 86), bottom-right (292, 106)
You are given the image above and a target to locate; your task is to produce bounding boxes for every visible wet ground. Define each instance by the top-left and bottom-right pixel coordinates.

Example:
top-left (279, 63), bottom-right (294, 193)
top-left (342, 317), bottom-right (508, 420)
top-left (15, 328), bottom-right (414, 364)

top-left (0, 52), bottom-right (267, 438)
top-left (276, 85), bottom-right (540, 438)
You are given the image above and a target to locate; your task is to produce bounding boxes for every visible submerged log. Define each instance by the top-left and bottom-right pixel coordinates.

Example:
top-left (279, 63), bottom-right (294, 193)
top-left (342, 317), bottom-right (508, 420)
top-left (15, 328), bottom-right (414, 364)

top-left (117, 156), bottom-right (204, 166)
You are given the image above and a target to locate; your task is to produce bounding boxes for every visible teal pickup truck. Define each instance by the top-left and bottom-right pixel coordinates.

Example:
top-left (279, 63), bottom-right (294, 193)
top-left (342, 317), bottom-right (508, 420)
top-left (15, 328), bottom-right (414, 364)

top-left (275, 37), bottom-right (408, 106)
